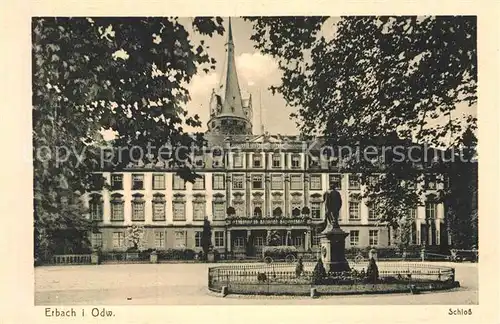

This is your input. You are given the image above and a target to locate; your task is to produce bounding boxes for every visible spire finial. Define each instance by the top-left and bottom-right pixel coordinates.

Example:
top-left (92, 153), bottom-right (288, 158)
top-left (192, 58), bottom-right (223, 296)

top-left (228, 17), bottom-right (233, 44)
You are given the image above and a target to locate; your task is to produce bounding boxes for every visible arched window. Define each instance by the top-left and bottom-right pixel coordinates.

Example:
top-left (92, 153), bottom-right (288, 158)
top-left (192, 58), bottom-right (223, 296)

top-left (253, 206), bottom-right (262, 218)
top-left (272, 206), bottom-right (283, 217)
top-left (292, 207), bottom-right (301, 217)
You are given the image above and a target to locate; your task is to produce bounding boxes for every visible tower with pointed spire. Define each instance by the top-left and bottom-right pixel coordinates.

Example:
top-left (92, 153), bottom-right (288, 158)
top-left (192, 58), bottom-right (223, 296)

top-left (207, 18), bottom-right (253, 136)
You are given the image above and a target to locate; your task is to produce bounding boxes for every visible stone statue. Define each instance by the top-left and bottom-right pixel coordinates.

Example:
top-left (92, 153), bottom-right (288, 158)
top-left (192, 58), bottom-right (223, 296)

top-left (322, 184), bottom-right (342, 233)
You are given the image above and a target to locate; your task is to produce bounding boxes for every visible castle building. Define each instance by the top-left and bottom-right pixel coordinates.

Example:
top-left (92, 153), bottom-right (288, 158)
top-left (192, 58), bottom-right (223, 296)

top-left (87, 19), bottom-right (447, 256)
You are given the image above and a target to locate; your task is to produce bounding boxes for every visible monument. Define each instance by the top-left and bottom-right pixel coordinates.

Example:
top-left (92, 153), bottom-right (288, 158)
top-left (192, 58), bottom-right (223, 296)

top-left (319, 184), bottom-right (351, 273)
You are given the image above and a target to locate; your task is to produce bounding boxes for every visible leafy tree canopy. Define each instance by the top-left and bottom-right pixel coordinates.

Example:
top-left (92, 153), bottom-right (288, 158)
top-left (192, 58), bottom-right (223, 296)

top-left (246, 16), bottom-right (477, 230)
top-left (33, 17), bottom-right (224, 258)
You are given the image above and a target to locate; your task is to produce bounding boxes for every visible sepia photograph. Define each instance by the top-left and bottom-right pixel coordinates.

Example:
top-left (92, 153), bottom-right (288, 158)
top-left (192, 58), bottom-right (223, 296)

top-left (31, 15), bottom-right (480, 309)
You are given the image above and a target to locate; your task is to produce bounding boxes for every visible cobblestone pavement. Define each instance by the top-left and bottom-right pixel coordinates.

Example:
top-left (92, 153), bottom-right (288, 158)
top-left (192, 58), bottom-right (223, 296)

top-left (35, 262), bottom-right (478, 305)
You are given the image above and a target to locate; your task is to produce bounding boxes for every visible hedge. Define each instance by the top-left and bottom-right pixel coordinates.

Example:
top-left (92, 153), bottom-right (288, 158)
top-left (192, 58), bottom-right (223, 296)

top-left (156, 248), bottom-right (197, 260)
top-left (263, 246), bottom-right (298, 258)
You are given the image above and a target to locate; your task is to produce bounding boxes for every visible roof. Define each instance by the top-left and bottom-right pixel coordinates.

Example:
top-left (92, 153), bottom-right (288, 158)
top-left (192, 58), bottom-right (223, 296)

top-left (218, 17), bottom-right (247, 119)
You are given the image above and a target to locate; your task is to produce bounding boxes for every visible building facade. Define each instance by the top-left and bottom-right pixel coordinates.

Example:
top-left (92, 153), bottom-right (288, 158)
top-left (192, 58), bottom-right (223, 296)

top-left (86, 19), bottom-right (446, 255)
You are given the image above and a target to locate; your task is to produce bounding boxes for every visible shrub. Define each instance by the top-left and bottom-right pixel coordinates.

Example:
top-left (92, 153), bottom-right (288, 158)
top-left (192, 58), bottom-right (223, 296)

top-left (263, 246), bottom-right (298, 258)
top-left (312, 258), bottom-right (327, 284)
top-left (157, 248), bottom-right (197, 261)
top-left (366, 258), bottom-right (379, 283)
top-left (257, 272), bottom-right (267, 282)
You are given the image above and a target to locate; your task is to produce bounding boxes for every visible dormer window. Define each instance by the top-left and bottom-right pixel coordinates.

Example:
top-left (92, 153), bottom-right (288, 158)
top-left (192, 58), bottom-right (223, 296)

top-left (291, 154), bottom-right (301, 169)
top-left (272, 154), bottom-right (281, 168)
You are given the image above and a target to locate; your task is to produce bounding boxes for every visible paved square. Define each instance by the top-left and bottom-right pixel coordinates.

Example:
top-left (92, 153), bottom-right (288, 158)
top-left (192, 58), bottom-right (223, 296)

top-left (35, 262), bottom-right (478, 305)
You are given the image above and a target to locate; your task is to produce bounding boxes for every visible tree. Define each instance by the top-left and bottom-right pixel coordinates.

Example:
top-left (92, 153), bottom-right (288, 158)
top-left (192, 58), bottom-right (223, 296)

top-left (246, 16), bottom-right (477, 231)
top-left (126, 225), bottom-right (146, 251)
top-left (33, 17), bottom-right (225, 259)
top-left (443, 128), bottom-right (478, 249)
top-left (201, 217), bottom-right (212, 260)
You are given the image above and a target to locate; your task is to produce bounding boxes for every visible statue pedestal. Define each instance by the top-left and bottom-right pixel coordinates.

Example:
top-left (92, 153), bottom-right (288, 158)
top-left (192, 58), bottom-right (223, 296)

top-left (319, 227), bottom-right (351, 273)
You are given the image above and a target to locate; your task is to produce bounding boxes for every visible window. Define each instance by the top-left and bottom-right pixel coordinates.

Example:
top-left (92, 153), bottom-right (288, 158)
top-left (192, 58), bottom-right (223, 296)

top-left (112, 232), bottom-right (125, 248)
top-left (271, 174), bottom-right (283, 190)
top-left (253, 205), bottom-right (263, 218)
top-left (350, 230), bottom-right (359, 246)
top-left (425, 201), bottom-right (437, 220)
top-left (311, 202), bottom-right (321, 219)
top-left (312, 228), bottom-right (321, 247)
top-left (111, 203), bottom-right (124, 221)
top-left (132, 200), bottom-right (145, 221)
top-left (213, 202), bottom-right (225, 220)
top-left (193, 202), bottom-right (206, 221)
top-left (89, 195), bottom-right (103, 221)
top-left (173, 202), bottom-right (186, 221)
top-left (368, 204), bottom-right (378, 220)
top-left (234, 237), bottom-right (245, 248)
top-left (213, 174), bottom-right (225, 190)
top-left (252, 174), bottom-right (263, 189)
top-left (272, 204), bottom-right (283, 217)
top-left (173, 175), bottom-right (186, 190)
top-left (253, 154), bottom-right (262, 168)
top-left (193, 176), bottom-right (205, 190)
top-left (233, 153), bottom-right (243, 168)
top-left (291, 154), bottom-right (301, 169)
top-left (111, 174), bottom-right (123, 190)
top-left (174, 231), bottom-right (186, 248)
top-left (291, 202), bottom-right (302, 217)
top-left (369, 230), bottom-right (379, 246)
top-left (195, 231), bottom-right (202, 248)
top-left (212, 149), bottom-right (223, 168)
top-left (309, 155), bottom-right (320, 168)
top-left (110, 194), bottom-right (124, 221)
top-left (91, 232), bottom-right (102, 248)
top-left (348, 175), bottom-right (360, 190)
top-left (290, 175), bottom-right (303, 190)
top-left (310, 175), bottom-right (322, 190)
top-left (329, 174), bottom-right (342, 189)
top-left (152, 194), bottom-right (166, 221)
top-left (255, 236), bottom-right (264, 246)
top-left (194, 155), bottom-right (205, 168)
top-left (232, 174), bottom-right (244, 189)
top-left (407, 208), bottom-right (417, 219)
top-left (293, 235), bottom-right (303, 247)
top-left (272, 154), bottom-right (281, 168)
top-left (153, 174), bottom-right (165, 190)
top-left (349, 201), bottom-right (360, 220)
top-left (132, 174), bottom-right (144, 190)
top-left (214, 231), bottom-right (224, 247)
top-left (155, 232), bottom-right (165, 249)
